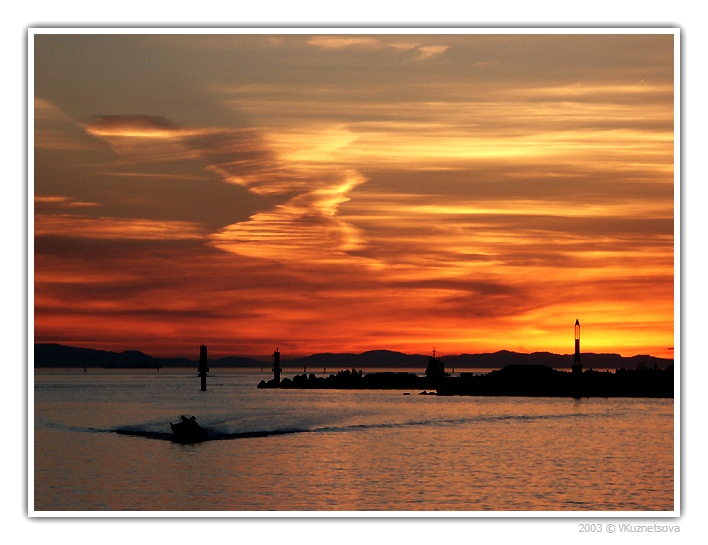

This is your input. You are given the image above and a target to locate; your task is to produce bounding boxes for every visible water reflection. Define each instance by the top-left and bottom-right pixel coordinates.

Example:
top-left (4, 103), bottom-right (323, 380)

top-left (34, 369), bottom-right (673, 511)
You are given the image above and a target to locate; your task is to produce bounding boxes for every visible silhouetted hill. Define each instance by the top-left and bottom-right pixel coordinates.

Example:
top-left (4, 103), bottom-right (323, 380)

top-left (34, 344), bottom-right (672, 370)
top-left (287, 350), bottom-right (427, 370)
top-left (213, 356), bottom-right (269, 368)
top-left (444, 351), bottom-right (671, 370)
top-left (285, 350), bottom-right (671, 370)
top-left (34, 343), bottom-right (268, 368)
top-left (34, 343), bottom-right (156, 368)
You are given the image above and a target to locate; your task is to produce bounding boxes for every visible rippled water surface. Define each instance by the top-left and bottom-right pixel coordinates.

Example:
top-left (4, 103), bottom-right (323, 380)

top-left (33, 369), bottom-right (674, 512)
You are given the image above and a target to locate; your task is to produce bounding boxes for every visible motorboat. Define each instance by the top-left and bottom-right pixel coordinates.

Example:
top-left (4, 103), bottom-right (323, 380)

top-left (169, 415), bottom-right (208, 443)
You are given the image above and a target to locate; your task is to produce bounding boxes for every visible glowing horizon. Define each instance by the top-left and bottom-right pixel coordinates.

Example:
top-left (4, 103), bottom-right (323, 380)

top-left (33, 32), bottom-right (676, 360)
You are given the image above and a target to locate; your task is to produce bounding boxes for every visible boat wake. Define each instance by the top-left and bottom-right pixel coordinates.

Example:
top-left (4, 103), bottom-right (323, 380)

top-left (107, 411), bottom-right (591, 443)
top-left (311, 411), bottom-right (590, 434)
top-left (112, 426), bottom-right (310, 442)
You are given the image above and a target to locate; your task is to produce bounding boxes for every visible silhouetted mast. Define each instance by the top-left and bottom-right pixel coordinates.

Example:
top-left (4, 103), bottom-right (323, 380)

top-left (572, 320), bottom-right (583, 375)
top-left (272, 348), bottom-right (282, 384)
top-left (199, 345), bottom-right (209, 391)
top-left (426, 347), bottom-right (445, 380)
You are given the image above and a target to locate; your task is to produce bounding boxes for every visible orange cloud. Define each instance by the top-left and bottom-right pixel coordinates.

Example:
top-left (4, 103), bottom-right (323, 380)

top-left (35, 195), bottom-right (99, 209)
top-left (306, 35), bottom-right (450, 61)
top-left (79, 116), bottom-right (377, 264)
top-left (34, 213), bottom-right (206, 240)
top-left (306, 36), bottom-right (383, 50)
top-left (209, 171), bottom-right (375, 265)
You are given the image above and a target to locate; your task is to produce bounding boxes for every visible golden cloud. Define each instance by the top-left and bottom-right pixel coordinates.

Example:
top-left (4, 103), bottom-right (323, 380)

top-left (209, 171), bottom-right (377, 265)
top-left (306, 35), bottom-right (451, 61)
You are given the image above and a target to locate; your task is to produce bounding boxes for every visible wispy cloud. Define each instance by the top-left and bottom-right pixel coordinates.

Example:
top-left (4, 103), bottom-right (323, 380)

top-left (306, 36), bottom-right (383, 50)
top-left (81, 115), bottom-right (375, 264)
top-left (82, 115), bottom-right (213, 161)
top-left (307, 35), bottom-right (450, 61)
top-left (35, 195), bottom-right (99, 209)
top-left (34, 98), bottom-right (67, 121)
top-left (412, 45), bottom-right (450, 61)
top-left (209, 171), bottom-right (375, 265)
top-left (84, 115), bottom-right (317, 195)
top-left (35, 214), bottom-right (206, 240)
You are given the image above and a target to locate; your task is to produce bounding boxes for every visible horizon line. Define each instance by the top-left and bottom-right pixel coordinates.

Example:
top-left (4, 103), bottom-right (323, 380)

top-left (33, 342), bottom-right (675, 362)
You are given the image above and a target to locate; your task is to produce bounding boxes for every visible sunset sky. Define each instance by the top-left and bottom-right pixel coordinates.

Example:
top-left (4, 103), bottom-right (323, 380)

top-left (32, 31), bottom-right (676, 359)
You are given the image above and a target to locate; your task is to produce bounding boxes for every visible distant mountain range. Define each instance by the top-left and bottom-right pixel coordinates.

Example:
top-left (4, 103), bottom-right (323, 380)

top-left (33, 343), bottom-right (673, 370)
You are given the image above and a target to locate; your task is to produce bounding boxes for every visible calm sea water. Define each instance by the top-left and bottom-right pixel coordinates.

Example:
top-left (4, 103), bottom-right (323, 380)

top-left (33, 368), bottom-right (674, 512)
